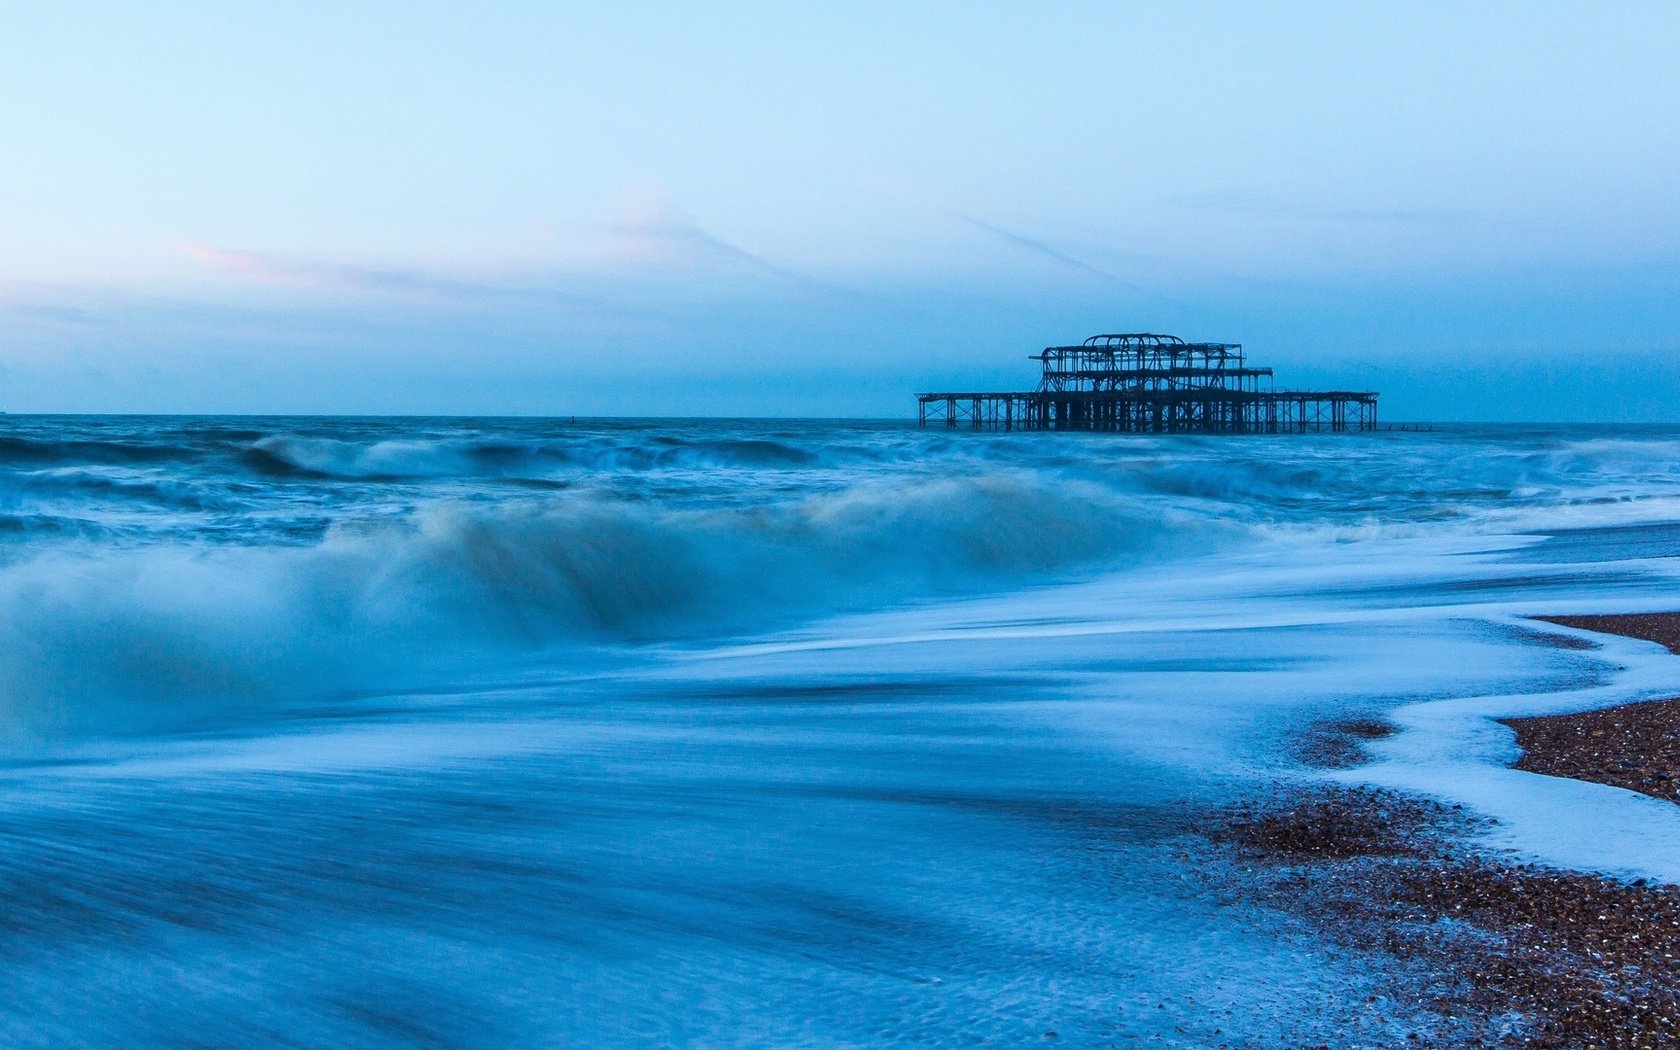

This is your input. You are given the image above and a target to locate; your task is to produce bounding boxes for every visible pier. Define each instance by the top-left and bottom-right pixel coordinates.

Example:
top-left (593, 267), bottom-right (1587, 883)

top-left (917, 333), bottom-right (1378, 433)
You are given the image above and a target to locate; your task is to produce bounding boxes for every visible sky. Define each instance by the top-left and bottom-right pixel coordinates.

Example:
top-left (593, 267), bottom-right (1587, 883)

top-left (1, 2), bottom-right (1677, 419)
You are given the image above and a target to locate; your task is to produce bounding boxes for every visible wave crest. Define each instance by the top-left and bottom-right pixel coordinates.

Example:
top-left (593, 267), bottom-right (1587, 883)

top-left (0, 471), bottom-right (1217, 738)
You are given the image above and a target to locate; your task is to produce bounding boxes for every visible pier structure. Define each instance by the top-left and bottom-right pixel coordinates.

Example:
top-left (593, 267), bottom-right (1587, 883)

top-left (917, 333), bottom-right (1378, 434)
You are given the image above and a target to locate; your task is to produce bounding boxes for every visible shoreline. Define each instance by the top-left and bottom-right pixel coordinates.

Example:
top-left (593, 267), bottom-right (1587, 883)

top-left (1504, 612), bottom-right (1680, 804)
top-left (1209, 613), bottom-right (1680, 1045)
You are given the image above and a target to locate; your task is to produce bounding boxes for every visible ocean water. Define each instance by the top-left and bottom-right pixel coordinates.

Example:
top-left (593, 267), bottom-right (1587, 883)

top-left (3, 416), bottom-right (1680, 1046)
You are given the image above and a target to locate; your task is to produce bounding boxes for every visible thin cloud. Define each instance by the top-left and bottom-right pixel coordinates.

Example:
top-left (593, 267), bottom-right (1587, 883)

top-left (604, 193), bottom-right (841, 293)
top-left (182, 244), bottom-right (604, 309)
top-left (944, 209), bottom-right (1214, 319)
top-left (183, 196), bottom-right (847, 315)
top-left (945, 210), bottom-right (1145, 289)
top-left (866, 179), bottom-right (1166, 296)
top-left (1174, 192), bottom-right (1471, 225)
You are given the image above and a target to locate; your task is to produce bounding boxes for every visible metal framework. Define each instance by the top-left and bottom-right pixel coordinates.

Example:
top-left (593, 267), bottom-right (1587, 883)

top-left (917, 333), bottom-right (1377, 434)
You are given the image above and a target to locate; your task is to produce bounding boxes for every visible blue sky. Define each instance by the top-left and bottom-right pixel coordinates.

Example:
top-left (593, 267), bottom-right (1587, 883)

top-left (1, 2), bottom-right (1677, 418)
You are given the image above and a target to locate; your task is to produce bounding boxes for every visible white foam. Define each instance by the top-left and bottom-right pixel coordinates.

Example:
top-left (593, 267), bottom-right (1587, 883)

top-left (1355, 621), bottom-right (1680, 883)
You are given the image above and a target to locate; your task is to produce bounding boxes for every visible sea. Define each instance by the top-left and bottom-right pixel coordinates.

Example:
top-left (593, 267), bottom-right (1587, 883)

top-left (3, 415), bottom-right (1680, 1047)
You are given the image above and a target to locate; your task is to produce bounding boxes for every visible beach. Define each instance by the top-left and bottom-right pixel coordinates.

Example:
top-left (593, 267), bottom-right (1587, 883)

top-left (1195, 610), bottom-right (1680, 1048)
top-left (1212, 784), bottom-right (1680, 1049)
top-left (1505, 614), bottom-right (1680, 804)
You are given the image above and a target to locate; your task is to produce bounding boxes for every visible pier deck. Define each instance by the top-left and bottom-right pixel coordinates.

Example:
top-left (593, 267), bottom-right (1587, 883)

top-left (917, 333), bottom-right (1378, 434)
top-left (916, 389), bottom-right (1378, 432)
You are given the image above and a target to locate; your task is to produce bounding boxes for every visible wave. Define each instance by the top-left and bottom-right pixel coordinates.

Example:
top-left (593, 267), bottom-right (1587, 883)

top-left (242, 433), bottom-right (822, 482)
top-left (0, 470), bottom-right (1223, 740)
top-left (0, 468), bottom-right (236, 512)
top-left (0, 434), bottom-right (207, 468)
top-left (0, 428), bottom-right (833, 494)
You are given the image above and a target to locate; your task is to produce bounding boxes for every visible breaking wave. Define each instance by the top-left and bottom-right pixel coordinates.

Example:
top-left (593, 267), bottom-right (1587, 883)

top-left (0, 470), bottom-right (1220, 738)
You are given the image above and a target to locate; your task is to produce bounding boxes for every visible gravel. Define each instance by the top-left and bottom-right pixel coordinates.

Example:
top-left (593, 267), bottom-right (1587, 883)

top-left (1212, 787), bottom-right (1680, 1049)
top-left (1504, 613), bottom-right (1680, 804)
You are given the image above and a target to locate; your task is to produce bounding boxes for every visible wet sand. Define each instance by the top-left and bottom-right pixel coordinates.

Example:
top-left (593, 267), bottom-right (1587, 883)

top-left (1212, 787), bottom-right (1680, 1049)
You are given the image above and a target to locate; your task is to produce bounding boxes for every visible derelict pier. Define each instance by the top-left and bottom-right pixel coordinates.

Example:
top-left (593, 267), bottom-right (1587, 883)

top-left (917, 333), bottom-right (1378, 433)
